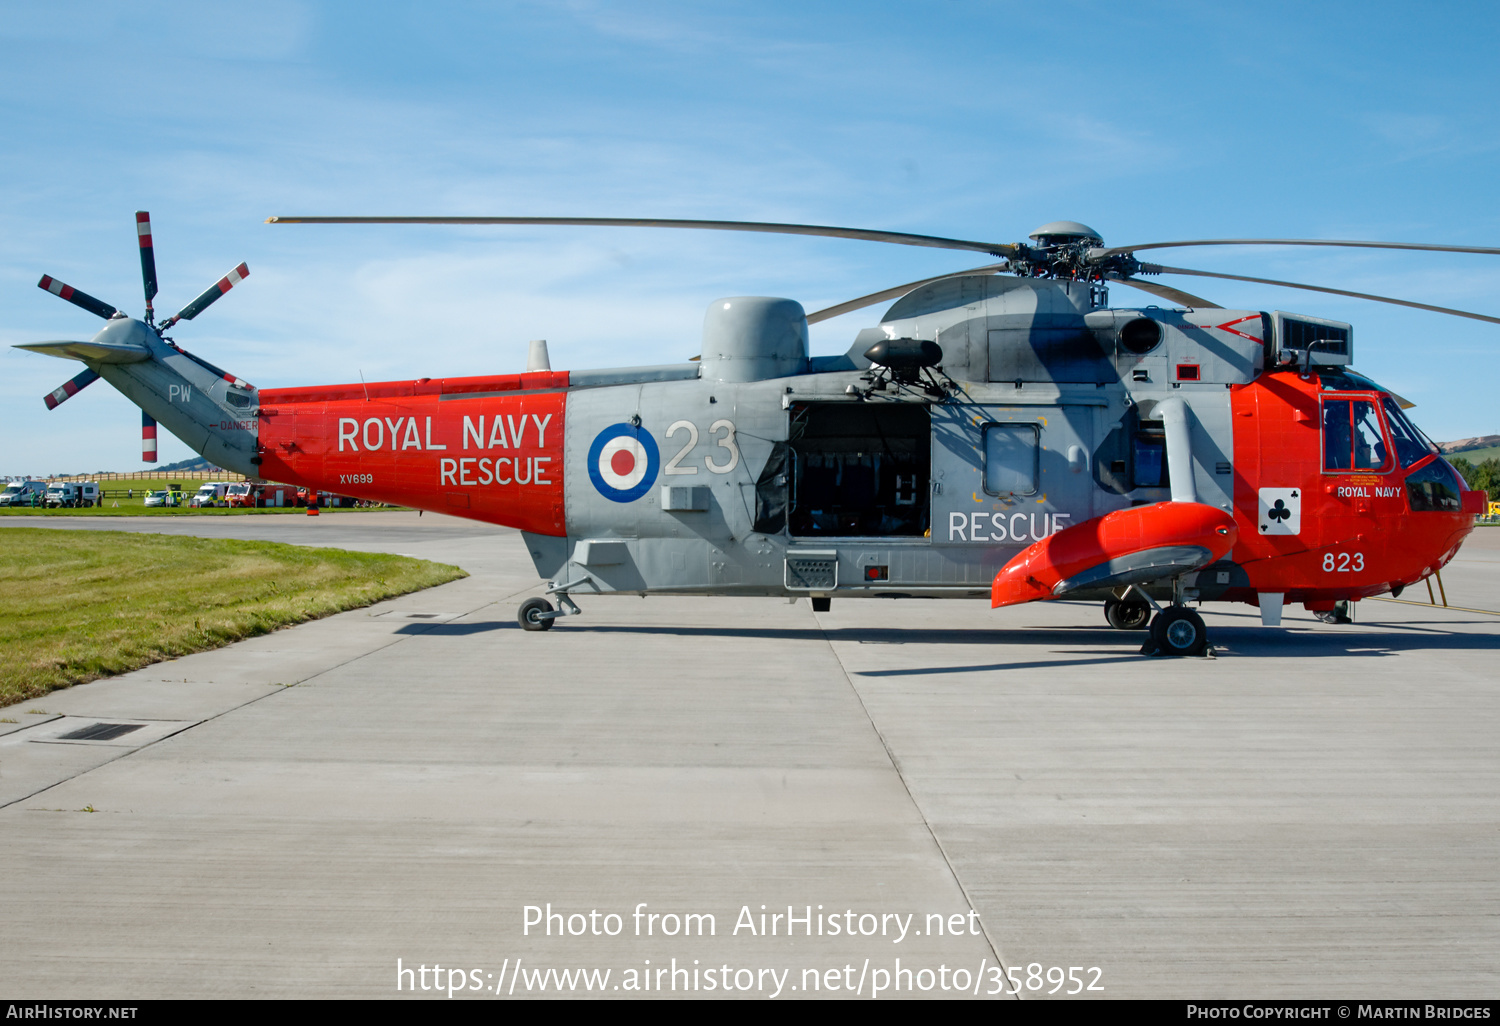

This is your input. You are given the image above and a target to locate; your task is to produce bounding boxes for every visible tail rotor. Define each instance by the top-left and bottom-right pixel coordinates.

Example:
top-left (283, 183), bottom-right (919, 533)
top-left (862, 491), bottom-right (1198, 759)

top-left (25, 211), bottom-right (254, 463)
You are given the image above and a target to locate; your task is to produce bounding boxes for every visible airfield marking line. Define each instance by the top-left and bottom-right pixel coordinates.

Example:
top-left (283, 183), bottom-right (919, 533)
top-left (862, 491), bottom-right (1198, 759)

top-left (810, 610), bottom-right (1016, 991)
top-left (1367, 596), bottom-right (1500, 617)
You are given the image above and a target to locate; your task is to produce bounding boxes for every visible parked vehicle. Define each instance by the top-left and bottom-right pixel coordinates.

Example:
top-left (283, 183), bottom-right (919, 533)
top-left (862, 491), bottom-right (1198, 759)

top-left (144, 488), bottom-right (185, 508)
top-left (226, 482), bottom-right (295, 508)
top-left (295, 488), bottom-right (353, 508)
top-left (44, 481), bottom-right (100, 508)
top-left (0, 480), bottom-right (47, 507)
top-left (189, 481), bottom-right (234, 508)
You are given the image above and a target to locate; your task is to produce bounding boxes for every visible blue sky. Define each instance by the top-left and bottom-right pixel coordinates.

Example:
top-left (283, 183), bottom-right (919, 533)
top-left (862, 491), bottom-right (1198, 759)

top-left (5, 0), bottom-right (1499, 474)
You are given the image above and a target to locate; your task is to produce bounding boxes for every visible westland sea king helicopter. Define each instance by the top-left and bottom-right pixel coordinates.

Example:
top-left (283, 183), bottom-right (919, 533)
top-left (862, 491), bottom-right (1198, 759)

top-left (19, 213), bottom-right (1492, 656)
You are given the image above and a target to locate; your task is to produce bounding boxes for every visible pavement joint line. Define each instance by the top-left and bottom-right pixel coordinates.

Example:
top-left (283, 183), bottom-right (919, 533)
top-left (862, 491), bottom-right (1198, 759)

top-left (3, 706), bottom-right (242, 811)
top-left (1368, 596), bottom-right (1500, 617)
top-left (0, 575), bottom-right (492, 812)
top-left (810, 608), bottom-right (1017, 994)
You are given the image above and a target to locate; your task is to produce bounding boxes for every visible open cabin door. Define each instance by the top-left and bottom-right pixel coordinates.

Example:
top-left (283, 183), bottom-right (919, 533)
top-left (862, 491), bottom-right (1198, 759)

top-left (785, 401), bottom-right (930, 539)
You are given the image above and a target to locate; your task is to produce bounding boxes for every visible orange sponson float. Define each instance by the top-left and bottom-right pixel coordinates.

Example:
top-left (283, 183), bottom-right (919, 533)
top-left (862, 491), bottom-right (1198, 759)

top-left (992, 501), bottom-right (1239, 608)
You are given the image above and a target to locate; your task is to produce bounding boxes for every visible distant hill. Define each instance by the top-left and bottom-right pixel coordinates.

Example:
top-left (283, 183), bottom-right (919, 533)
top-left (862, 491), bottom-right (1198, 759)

top-left (1447, 446), bottom-right (1500, 465)
top-left (1437, 435), bottom-right (1500, 455)
top-left (154, 456), bottom-right (222, 473)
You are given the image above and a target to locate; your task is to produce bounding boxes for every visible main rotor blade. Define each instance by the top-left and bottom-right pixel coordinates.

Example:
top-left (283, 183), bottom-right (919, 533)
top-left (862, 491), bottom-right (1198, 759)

top-left (136, 211), bottom-right (158, 313)
top-left (1143, 264), bottom-right (1500, 325)
top-left (1104, 274), bottom-right (1222, 309)
top-left (161, 262), bottom-right (249, 328)
top-left (37, 275), bottom-right (120, 320)
top-left (1097, 238), bottom-right (1500, 259)
top-left (44, 367), bottom-right (101, 410)
top-left (266, 215), bottom-right (1019, 258)
top-left (806, 263), bottom-right (1010, 324)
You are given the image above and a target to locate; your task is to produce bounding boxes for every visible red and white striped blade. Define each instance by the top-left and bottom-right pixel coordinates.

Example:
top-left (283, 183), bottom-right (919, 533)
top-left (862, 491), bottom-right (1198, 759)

top-left (162, 262), bottom-right (249, 327)
top-left (43, 367), bottom-right (102, 410)
top-left (136, 211), bottom-right (159, 306)
top-left (37, 275), bottom-right (120, 320)
top-left (142, 411), bottom-right (158, 463)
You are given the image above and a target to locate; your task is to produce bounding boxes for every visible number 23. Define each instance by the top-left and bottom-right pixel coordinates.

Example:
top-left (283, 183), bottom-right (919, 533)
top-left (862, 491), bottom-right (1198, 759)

top-left (665, 419), bottom-right (740, 475)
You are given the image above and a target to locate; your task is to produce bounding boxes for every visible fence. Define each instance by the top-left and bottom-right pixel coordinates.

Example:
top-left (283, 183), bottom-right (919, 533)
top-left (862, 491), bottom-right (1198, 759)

top-left (5, 470), bottom-right (249, 483)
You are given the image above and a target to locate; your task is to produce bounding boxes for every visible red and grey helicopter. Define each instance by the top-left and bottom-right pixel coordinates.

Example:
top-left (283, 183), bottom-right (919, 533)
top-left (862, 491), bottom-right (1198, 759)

top-left (19, 213), bottom-right (1491, 655)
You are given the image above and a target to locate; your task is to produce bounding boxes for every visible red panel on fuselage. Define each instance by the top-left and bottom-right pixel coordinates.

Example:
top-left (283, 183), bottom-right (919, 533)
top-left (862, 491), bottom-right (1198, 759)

top-left (1230, 371), bottom-right (1473, 602)
top-left (257, 371), bottom-right (567, 535)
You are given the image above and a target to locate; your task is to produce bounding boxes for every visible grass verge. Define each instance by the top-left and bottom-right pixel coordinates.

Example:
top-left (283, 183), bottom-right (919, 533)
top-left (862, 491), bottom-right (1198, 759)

top-left (0, 528), bottom-right (466, 707)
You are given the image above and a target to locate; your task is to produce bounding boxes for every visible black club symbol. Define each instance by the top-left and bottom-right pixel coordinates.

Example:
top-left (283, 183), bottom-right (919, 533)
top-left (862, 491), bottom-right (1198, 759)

top-left (1268, 499), bottom-right (1292, 523)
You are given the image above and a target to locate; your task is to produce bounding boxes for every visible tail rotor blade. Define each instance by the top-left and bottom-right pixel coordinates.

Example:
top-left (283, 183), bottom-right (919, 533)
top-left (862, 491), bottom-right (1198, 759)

top-left (43, 368), bottom-right (101, 410)
top-left (142, 411), bottom-right (158, 463)
top-left (136, 211), bottom-right (159, 317)
top-left (161, 262), bottom-right (249, 328)
top-left (37, 275), bottom-right (120, 320)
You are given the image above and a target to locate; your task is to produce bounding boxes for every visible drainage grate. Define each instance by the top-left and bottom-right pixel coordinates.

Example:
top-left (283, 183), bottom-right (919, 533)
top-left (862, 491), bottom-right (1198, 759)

top-left (58, 722), bottom-right (145, 742)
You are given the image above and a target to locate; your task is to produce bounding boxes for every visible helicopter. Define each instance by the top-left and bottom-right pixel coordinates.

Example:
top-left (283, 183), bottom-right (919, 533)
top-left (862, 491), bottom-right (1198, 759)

top-left (17, 213), bottom-right (1492, 657)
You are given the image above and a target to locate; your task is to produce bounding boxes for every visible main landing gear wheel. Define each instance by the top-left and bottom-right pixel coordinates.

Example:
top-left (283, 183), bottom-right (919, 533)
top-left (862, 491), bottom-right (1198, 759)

top-left (1103, 596), bottom-right (1151, 631)
top-left (518, 597), bottom-right (555, 631)
top-left (1148, 606), bottom-right (1208, 657)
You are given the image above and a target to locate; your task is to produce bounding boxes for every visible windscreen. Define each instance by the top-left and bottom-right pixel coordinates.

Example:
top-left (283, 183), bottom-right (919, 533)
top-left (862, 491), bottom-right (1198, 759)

top-left (1382, 398), bottom-right (1439, 468)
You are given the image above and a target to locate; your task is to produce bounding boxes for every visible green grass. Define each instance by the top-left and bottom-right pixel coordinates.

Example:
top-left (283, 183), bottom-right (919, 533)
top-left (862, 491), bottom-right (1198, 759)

top-left (0, 528), bottom-right (466, 707)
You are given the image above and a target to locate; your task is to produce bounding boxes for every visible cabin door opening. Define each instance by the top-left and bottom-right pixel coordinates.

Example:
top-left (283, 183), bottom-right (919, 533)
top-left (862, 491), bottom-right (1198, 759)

top-left (786, 401), bottom-right (930, 537)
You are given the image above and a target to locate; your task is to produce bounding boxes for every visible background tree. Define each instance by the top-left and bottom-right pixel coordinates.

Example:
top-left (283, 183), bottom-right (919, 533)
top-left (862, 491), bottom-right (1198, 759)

top-left (1448, 456), bottom-right (1500, 500)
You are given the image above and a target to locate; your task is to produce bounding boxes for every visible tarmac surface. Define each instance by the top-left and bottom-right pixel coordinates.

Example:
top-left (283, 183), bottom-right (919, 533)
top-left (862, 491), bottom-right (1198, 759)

top-left (1, 512), bottom-right (1497, 1000)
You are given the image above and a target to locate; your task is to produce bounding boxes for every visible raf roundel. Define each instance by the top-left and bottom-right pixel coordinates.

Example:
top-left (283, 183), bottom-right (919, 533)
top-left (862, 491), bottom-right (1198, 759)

top-left (588, 423), bottom-right (660, 503)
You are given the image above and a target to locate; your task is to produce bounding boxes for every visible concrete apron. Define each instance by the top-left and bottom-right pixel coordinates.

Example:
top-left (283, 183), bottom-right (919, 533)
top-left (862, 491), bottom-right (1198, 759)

top-left (1, 514), bottom-right (1497, 999)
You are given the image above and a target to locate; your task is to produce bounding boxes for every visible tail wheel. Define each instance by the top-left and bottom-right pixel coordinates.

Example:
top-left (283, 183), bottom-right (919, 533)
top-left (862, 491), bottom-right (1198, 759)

top-left (518, 597), bottom-right (555, 632)
top-left (1104, 597), bottom-right (1151, 630)
top-left (1150, 606), bottom-right (1208, 657)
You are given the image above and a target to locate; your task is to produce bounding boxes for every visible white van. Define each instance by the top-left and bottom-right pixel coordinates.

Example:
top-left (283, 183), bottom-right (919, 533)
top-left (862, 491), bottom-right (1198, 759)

top-left (44, 482), bottom-right (100, 508)
top-left (189, 482), bottom-right (234, 508)
top-left (0, 480), bottom-right (47, 507)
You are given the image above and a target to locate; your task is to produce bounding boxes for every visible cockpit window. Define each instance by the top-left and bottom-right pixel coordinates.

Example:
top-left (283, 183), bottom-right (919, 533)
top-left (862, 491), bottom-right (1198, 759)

top-left (1381, 398), bottom-right (1438, 468)
top-left (1323, 398), bottom-right (1390, 472)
